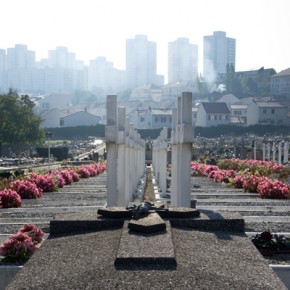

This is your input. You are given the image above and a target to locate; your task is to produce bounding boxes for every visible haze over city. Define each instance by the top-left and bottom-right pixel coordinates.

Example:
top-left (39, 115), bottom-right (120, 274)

top-left (1, 0), bottom-right (289, 80)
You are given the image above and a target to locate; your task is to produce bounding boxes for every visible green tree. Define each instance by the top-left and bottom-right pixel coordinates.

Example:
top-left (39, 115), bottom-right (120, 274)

top-left (0, 93), bottom-right (44, 144)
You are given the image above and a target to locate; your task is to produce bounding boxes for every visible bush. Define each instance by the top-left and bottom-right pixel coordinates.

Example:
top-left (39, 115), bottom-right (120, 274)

top-left (0, 189), bottom-right (21, 208)
top-left (0, 224), bottom-right (44, 263)
top-left (10, 180), bottom-right (42, 199)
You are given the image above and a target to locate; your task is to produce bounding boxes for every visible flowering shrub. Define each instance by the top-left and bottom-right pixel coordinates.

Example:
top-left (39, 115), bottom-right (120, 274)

top-left (69, 170), bottom-right (80, 182)
top-left (49, 170), bottom-right (65, 188)
top-left (0, 224), bottom-right (44, 263)
top-left (257, 177), bottom-right (290, 199)
top-left (28, 173), bottom-right (55, 192)
top-left (0, 189), bottom-right (22, 208)
top-left (241, 174), bottom-right (261, 193)
top-left (77, 166), bottom-right (91, 178)
top-left (60, 170), bottom-right (73, 185)
top-left (218, 158), bottom-right (284, 176)
top-left (10, 180), bottom-right (42, 199)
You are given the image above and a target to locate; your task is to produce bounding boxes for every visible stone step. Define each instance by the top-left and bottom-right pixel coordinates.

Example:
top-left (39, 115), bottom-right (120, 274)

top-left (0, 205), bottom-right (104, 213)
top-left (192, 193), bottom-right (258, 198)
top-left (243, 216), bottom-right (290, 223)
top-left (196, 205), bottom-right (290, 212)
top-left (196, 198), bottom-right (290, 204)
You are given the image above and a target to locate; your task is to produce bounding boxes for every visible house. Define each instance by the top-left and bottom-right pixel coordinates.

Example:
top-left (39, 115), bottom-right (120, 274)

top-left (34, 93), bottom-right (72, 115)
top-left (230, 98), bottom-right (288, 126)
top-left (150, 108), bottom-right (173, 129)
top-left (129, 108), bottom-right (152, 129)
top-left (271, 68), bottom-right (290, 97)
top-left (255, 100), bottom-right (288, 125)
top-left (40, 108), bottom-right (67, 128)
top-left (229, 104), bottom-right (247, 125)
top-left (196, 102), bottom-right (231, 127)
top-left (60, 111), bottom-right (101, 127)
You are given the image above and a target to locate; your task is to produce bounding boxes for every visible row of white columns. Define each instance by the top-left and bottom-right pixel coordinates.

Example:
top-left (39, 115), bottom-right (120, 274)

top-left (152, 127), bottom-right (168, 196)
top-left (261, 142), bottom-right (289, 164)
top-left (105, 95), bottom-right (146, 207)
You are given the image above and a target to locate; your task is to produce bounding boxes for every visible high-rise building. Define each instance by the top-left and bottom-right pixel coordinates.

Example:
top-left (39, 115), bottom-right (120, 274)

top-left (0, 49), bottom-right (6, 71)
top-left (6, 44), bottom-right (35, 70)
top-left (126, 35), bottom-right (160, 89)
top-left (203, 31), bottom-right (236, 80)
top-left (168, 38), bottom-right (198, 83)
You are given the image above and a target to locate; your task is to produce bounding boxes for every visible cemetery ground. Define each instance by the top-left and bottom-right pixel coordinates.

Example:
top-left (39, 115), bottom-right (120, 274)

top-left (1, 164), bottom-right (290, 289)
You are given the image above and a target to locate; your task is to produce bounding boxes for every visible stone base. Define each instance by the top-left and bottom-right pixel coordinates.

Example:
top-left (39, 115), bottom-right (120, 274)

top-left (128, 212), bottom-right (166, 233)
top-left (115, 221), bottom-right (176, 269)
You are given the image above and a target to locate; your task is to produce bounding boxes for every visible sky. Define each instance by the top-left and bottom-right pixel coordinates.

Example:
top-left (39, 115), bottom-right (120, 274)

top-left (1, 0), bottom-right (290, 79)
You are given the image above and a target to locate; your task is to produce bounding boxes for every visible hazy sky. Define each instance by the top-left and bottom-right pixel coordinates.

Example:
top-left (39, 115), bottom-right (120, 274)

top-left (1, 0), bottom-right (289, 78)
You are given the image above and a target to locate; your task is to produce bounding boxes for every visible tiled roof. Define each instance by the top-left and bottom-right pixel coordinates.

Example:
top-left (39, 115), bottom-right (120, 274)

top-left (272, 68), bottom-right (290, 77)
top-left (201, 102), bottom-right (230, 114)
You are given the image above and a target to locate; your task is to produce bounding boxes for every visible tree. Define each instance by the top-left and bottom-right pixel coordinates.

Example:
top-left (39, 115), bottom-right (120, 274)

top-left (0, 93), bottom-right (44, 144)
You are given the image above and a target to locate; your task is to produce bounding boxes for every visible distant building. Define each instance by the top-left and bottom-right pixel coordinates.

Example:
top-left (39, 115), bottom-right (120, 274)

top-left (196, 102), bottom-right (231, 127)
top-left (60, 111), bottom-right (101, 127)
top-left (126, 35), bottom-right (163, 89)
top-left (40, 108), bottom-right (67, 128)
top-left (271, 68), bottom-right (290, 97)
top-left (129, 107), bottom-right (172, 129)
top-left (203, 31), bottom-right (236, 80)
top-left (168, 38), bottom-right (198, 83)
top-left (151, 108), bottom-right (172, 129)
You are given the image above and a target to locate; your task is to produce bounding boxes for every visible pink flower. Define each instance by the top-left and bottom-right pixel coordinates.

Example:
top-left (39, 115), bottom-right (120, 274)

top-left (0, 189), bottom-right (21, 208)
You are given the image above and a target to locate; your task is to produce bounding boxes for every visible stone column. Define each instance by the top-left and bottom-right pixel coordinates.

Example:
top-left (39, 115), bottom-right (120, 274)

top-left (253, 141), bottom-right (257, 160)
top-left (284, 141), bottom-right (289, 164)
top-left (105, 95), bottom-right (118, 207)
top-left (278, 142), bottom-right (282, 165)
top-left (171, 93), bottom-right (194, 208)
top-left (267, 143), bottom-right (271, 161)
top-left (117, 106), bottom-right (126, 206)
top-left (170, 108), bottom-right (178, 205)
top-left (272, 142), bottom-right (276, 163)
top-left (262, 143), bottom-right (266, 161)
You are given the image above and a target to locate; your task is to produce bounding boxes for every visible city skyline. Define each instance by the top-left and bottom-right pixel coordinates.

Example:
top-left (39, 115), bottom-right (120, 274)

top-left (1, 0), bottom-right (289, 80)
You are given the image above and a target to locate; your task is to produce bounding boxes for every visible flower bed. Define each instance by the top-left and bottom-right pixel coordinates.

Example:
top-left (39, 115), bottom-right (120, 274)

top-left (191, 159), bottom-right (290, 199)
top-left (0, 224), bottom-right (44, 264)
top-left (0, 162), bottom-right (107, 208)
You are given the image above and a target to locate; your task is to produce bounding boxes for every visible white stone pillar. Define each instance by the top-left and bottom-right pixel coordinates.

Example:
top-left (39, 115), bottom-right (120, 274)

top-left (253, 141), bottom-right (256, 160)
top-left (272, 142), bottom-right (276, 163)
top-left (117, 106), bottom-right (126, 206)
top-left (124, 118), bottom-right (131, 202)
top-left (105, 95), bottom-right (118, 207)
top-left (170, 108), bottom-right (178, 205)
top-left (278, 142), bottom-right (282, 165)
top-left (171, 93), bottom-right (194, 208)
top-left (267, 143), bottom-right (271, 161)
top-left (284, 141), bottom-right (289, 164)
top-left (262, 143), bottom-right (266, 161)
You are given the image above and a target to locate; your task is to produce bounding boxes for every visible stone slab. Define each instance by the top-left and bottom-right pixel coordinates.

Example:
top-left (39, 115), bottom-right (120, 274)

top-left (115, 220), bottom-right (176, 268)
top-left (5, 228), bottom-right (287, 289)
top-left (157, 207), bottom-right (200, 219)
top-left (170, 210), bottom-right (245, 232)
top-left (128, 212), bottom-right (166, 233)
top-left (97, 207), bottom-right (132, 218)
